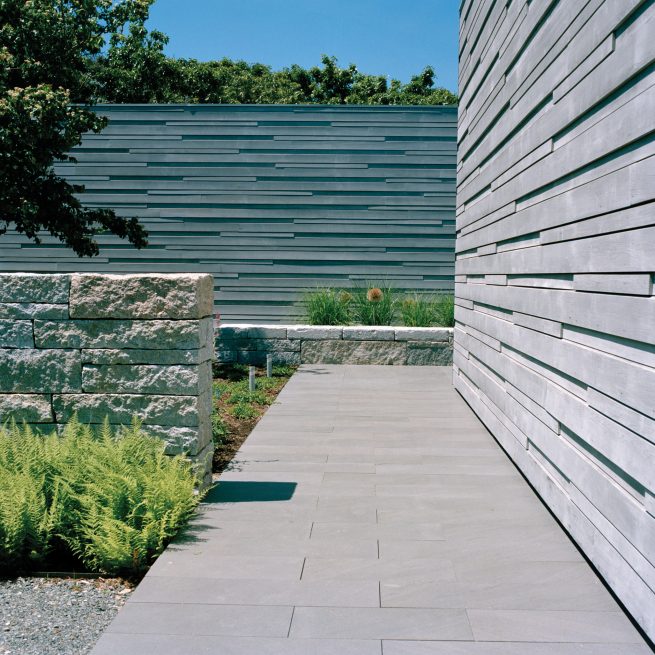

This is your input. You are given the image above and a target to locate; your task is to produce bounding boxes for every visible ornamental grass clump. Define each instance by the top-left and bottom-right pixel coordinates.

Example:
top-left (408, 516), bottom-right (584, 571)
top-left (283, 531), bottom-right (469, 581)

top-left (351, 283), bottom-right (397, 325)
top-left (400, 293), bottom-right (455, 327)
top-left (401, 295), bottom-right (440, 327)
top-left (433, 294), bottom-right (455, 327)
top-left (0, 418), bottom-right (199, 576)
top-left (304, 287), bottom-right (351, 325)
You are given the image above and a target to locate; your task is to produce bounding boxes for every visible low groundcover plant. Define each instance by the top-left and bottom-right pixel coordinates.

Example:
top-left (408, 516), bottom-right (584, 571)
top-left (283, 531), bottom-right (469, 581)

top-left (0, 417), bottom-right (199, 576)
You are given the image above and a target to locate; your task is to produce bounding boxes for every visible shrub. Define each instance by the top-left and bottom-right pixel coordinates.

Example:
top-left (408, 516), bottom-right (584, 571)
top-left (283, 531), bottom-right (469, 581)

top-left (0, 418), bottom-right (199, 576)
top-left (304, 287), bottom-right (351, 325)
top-left (351, 283), bottom-right (397, 325)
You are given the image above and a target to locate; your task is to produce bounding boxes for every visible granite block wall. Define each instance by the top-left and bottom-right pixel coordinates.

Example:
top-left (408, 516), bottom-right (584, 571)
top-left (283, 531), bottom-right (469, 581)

top-left (0, 273), bottom-right (215, 486)
top-left (455, 0), bottom-right (655, 640)
top-left (216, 324), bottom-right (453, 366)
top-left (0, 105), bottom-right (457, 323)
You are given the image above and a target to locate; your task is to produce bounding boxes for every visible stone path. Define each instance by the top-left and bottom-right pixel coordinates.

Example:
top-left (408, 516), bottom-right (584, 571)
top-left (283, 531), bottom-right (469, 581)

top-left (91, 365), bottom-right (651, 654)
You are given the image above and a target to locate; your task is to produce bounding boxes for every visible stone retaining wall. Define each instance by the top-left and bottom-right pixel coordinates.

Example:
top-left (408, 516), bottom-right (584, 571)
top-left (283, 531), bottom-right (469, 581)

top-left (216, 324), bottom-right (453, 366)
top-left (0, 273), bottom-right (214, 487)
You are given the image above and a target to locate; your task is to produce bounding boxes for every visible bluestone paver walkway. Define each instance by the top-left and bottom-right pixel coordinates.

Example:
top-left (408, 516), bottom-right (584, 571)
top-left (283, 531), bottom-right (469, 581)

top-left (92, 365), bottom-right (651, 654)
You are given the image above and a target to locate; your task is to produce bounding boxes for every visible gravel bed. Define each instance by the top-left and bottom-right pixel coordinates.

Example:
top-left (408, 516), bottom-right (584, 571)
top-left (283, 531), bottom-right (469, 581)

top-left (0, 577), bottom-right (132, 655)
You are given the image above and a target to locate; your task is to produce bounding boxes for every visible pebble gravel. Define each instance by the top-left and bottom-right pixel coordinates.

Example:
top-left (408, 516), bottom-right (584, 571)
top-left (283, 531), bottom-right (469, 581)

top-left (0, 577), bottom-right (132, 655)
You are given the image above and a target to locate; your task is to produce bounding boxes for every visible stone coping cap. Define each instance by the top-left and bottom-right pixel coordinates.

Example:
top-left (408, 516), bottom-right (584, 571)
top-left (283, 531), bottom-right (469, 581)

top-left (218, 323), bottom-right (453, 330)
top-left (218, 321), bottom-right (454, 331)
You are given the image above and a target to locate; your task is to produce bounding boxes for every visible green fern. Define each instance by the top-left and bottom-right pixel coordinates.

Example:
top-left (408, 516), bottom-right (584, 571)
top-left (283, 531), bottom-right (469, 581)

top-left (0, 417), bottom-right (200, 575)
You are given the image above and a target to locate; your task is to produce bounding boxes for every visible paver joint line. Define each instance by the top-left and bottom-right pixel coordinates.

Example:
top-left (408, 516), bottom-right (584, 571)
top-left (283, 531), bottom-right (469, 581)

top-left (89, 365), bottom-right (649, 653)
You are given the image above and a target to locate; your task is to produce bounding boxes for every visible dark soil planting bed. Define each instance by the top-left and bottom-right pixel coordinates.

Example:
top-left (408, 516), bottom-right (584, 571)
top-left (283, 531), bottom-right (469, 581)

top-left (211, 363), bottom-right (295, 475)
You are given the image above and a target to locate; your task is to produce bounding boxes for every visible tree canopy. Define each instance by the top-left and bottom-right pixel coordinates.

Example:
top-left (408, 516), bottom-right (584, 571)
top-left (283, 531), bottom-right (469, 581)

top-left (0, 0), bottom-right (456, 257)
top-left (0, 0), bottom-right (148, 257)
top-left (93, 42), bottom-right (458, 105)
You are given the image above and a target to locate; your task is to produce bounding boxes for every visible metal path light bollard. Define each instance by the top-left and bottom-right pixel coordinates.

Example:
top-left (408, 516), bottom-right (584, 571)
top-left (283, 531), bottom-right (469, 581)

top-left (266, 354), bottom-right (273, 378)
top-left (249, 366), bottom-right (256, 392)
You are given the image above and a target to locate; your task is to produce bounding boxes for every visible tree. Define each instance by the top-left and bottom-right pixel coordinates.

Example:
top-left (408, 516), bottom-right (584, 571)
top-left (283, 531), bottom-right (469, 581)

top-left (93, 46), bottom-right (458, 106)
top-left (91, 10), bottom-right (458, 107)
top-left (0, 0), bottom-right (148, 257)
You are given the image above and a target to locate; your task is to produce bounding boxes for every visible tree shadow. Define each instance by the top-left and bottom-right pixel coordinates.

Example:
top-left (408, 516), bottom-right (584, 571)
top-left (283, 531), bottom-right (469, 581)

top-left (296, 366), bottom-right (332, 375)
top-left (203, 480), bottom-right (297, 503)
top-left (170, 480), bottom-right (299, 547)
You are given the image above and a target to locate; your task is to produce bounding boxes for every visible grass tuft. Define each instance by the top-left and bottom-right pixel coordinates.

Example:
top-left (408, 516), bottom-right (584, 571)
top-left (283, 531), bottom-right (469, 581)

top-left (304, 287), bottom-right (351, 325)
top-left (433, 294), bottom-right (455, 327)
top-left (401, 295), bottom-right (438, 327)
top-left (351, 283), bottom-right (397, 325)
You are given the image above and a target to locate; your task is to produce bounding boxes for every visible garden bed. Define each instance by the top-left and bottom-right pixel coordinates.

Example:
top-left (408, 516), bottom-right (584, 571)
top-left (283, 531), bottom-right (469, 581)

top-left (211, 363), bottom-right (295, 475)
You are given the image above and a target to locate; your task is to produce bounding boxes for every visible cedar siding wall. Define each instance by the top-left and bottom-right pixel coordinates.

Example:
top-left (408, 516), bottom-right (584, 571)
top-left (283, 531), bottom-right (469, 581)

top-left (454, 0), bottom-right (655, 640)
top-left (0, 105), bottom-right (457, 323)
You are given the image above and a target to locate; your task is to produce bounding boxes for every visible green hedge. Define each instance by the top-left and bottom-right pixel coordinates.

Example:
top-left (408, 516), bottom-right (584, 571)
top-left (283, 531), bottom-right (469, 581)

top-left (0, 418), bottom-right (199, 576)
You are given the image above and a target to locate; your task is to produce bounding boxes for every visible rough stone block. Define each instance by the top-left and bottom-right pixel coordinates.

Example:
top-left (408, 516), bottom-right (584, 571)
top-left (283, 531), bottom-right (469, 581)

top-left (216, 337), bottom-right (255, 351)
top-left (216, 325), bottom-right (249, 339)
top-left (81, 346), bottom-right (213, 366)
top-left (217, 337), bottom-right (300, 353)
top-left (53, 392), bottom-right (211, 428)
top-left (406, 342), bottom-right (453, 365)
top-left (0, 274), bottom-right (70, 304)
top-left (248, 326), bottom-right (288, 339)
top-left (249, 339), bottom-right (301, 353)
top-left (82, 361), bottom-right (211, 395)
top-left (215, 350), bottom-right (237, 363)
top-left (237, 350), bottom-right (300, 366)
top-left (0, 320), bottom-right (34, 348)
top-left (0, 394), bottom-right (53, 423)
top-left (144, 421), bottom-right (212, 458)
top-left (188, 441), bottom-right (214, 490)
top-left (343, 326), bottom-right (395, 340)
top-left (29, 424), bottom-right (60, 434)
top-left (395, 327), bottom-right (452, 342)
top-left (0, 303), bottom-right (68, 320)
top-left (287, 326), bottom-right (343, 340)
top-left (69, 273), bottom-right (214, 320)
top-left (301, 340), bottom-right (406, 365)
top-left (0, 349), bottom-right (81, 393)
top-left (35, 317), bottom-right (212, 350)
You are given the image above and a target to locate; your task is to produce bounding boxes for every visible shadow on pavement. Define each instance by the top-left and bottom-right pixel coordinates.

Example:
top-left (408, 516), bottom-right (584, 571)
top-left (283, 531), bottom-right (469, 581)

top-left (203, 480), bottom-right (298, 503)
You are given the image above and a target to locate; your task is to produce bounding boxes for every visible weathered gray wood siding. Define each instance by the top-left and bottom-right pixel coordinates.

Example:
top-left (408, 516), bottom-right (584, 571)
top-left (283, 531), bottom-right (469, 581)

top-left (0, 105), bottom-right (456, 323)
top-left (455, 0), bottom-right (655, 640)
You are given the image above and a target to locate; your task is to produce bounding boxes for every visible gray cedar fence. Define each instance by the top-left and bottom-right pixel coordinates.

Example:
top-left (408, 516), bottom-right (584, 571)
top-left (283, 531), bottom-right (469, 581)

top-left (0, 104), bottom-right (456, 323)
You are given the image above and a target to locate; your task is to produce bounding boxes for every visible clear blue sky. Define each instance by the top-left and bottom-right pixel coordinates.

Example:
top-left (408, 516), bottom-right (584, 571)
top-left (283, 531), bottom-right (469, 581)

top-left (147, 0), bottom-right (459, 92)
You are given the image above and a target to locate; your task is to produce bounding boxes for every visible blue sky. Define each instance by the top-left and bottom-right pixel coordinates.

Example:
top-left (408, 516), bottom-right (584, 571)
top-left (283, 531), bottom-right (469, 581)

top-left (147, 0), bottom-right (459, 92)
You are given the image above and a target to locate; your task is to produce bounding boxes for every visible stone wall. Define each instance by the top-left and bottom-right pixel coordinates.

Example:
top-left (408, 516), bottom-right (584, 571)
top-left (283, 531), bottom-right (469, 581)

top-left (0, 105), bottom-right (457, 323)
top-left (455, 0), bottom-right (655, 640)
top-left (216, 324), bottom-right (453, 366)
top-left (0, 273), bottom-right (214, 487)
